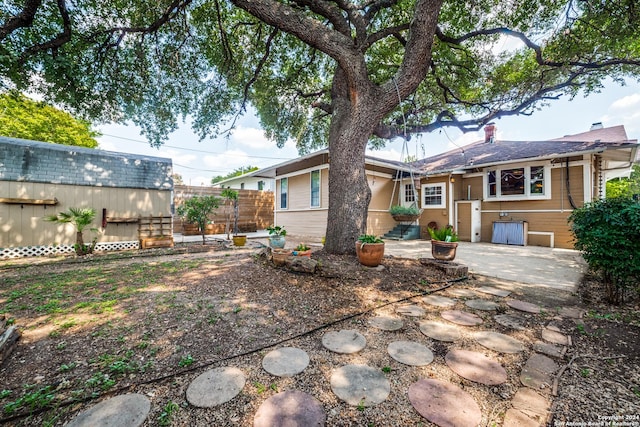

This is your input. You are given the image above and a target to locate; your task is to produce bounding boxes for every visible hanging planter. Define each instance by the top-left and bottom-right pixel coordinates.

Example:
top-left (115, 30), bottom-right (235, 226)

top-left (389, 205), bottom-right (421, 222)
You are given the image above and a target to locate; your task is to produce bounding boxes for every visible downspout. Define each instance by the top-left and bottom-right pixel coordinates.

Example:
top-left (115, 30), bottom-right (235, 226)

top-left (448, 174), bottom-right (454, 227)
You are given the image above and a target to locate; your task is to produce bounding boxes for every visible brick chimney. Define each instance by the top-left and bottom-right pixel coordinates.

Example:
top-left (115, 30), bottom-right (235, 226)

top-left (484, 123), bottom-right (496, 143)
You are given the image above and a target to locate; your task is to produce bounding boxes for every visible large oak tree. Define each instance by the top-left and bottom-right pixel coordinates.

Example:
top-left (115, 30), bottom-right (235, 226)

top-left (1, 0), bottom-right (638, 253)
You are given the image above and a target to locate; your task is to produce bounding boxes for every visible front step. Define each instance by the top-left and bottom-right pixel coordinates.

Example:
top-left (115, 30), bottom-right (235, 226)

top-left (383, 224), bottom-right (421, 240)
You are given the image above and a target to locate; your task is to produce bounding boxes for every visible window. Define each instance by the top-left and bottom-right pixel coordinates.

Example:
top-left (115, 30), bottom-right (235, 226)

top-left (310, 170), bottom-right (321, 207)
top-left (258, 180), bottom-right (265, 191)
top-left (485, 163), bottom-right (550, 200)
top-left (404, 183), bottom-right (415, 203)
top-left (279, 178), bottom-right (288, 209)
top-left (421, 183), bottom-right (446, 209)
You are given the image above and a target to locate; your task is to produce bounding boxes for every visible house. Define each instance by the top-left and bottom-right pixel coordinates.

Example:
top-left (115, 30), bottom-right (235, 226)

top-left (0, 137), bottom-right (174, 258)
top-left (213, 174), bottom-right (274, 191)
top-left (251, 124), bottom-right (638, 249)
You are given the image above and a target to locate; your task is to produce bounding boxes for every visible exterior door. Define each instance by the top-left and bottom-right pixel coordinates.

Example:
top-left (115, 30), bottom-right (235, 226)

top-left (455, 200), bottom-right (481, 242)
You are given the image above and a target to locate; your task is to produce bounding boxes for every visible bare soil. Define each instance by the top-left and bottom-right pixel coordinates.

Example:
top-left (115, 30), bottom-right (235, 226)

top-left (0, 242), bottom-right (638, 426)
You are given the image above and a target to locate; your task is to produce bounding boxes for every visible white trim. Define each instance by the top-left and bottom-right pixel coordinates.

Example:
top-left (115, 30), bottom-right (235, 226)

top-left (448, 179), bottom-right (454, 226)
top-left (367, 170), bottom-right (394, 179)
top-left (275, 207), bottom-right (329, 213)
top-left (527, 231), bottom-right (555, 248)
top-left (483, 161), bottom-right (552, 201)
top-left (482, 209), bottom-right (572, 213)
top-left (583, 159), bottom-right (593, 203)
top-left (278, 177), bottom-right (289, 210)
top-left (310, 169), bottom-right (321, 208)
top-left (462, 172), bottom-right (484, 178)
top-left (421, 182), bottom-right (447, 209)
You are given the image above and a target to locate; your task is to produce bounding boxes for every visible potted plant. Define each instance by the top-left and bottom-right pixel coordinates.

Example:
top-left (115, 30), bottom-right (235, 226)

top-left (266, 225), bottom-right (287, 248)
top-left (428, 225), bottom-right (459, 261)
top-left (356, 234), bottom-right (385, 267)
top-left (292, 242), bottom-right (312, 257)
top-left (389, 205), bottom-right (421, 222)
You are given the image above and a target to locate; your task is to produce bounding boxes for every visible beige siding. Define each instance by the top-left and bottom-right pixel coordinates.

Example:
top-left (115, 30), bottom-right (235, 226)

top-left (0, 181), bottom-right (171, 246)
top-left (276, 210), bottom-right (328, 237)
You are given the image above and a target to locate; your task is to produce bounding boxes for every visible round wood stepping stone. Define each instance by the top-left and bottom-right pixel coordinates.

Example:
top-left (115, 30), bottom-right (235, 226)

top-left (445, 349), bottom-right (507, 385)
top-left (558, 306), bottom-right (583, 318)
top-left (422, 294), bottom-right (456, 307)
top-left (253, 390), bottom-right (326, 427)
top-left (476, 286), bottom-right (511, 297)
top-left (66, 394), bottom-right (150, 427)
top-left (441, 310), bottom-right (483, 326)
top-left (494, 314), bottom-right (527, 330)
top-left (186, 367), bottom-right (245, 407)
top-left (395, 304), bottom-right (426, 316)
top-left (330, 364), bottom-right (390, 407)
top-left (262, 347), bottom-right (309, 377)
top-left (512, 387), bottom-right (550, 420)
top-left (369, 315), bottom-right (404, 331)
top-left (419, 320), bottom-right (461, 342)
top-left (387, 341), bottom-right (434, 366)
top-left (507, 299), bottom-right (541, 314)
top-left (541, 328), bottom-right (570, 346)
top-left (465, 299), bottom-right (499, 311)
top-left (408, 378), bottom-right (482, 427)
top-left (473, 331), bottom-right (525, 353)
top-left (322, 330), bottom-right (366, 354)
top-left (447, 288), bottom-right (478, 298)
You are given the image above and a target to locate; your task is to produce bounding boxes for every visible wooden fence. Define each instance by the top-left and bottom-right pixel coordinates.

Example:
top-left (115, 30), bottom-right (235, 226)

top-left (173, 185), bottom-right (274, 235)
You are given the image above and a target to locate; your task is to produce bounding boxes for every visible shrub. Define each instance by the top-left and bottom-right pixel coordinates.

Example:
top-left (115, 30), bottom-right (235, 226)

top-left (389, 205), bottom-right (420, 216)
top-left (569, 197), bottom-right (640, 304)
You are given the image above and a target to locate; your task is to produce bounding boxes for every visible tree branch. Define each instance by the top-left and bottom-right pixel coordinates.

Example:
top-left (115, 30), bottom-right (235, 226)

top-left (0, 0), bottom-right (42, 41)
top-left (20, 0), bottom-right (71, 58)
top-left (291, 0), bottom-right (351, 36)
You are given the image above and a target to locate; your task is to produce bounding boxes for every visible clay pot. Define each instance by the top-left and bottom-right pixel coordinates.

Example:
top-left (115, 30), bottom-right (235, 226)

top-left (355, 241), bottom-right (385, 267)
top-left (431, 240), bottom-right (458, 261)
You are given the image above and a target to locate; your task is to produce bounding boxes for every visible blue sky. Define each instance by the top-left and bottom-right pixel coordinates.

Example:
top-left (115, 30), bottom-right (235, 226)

top-left (97, 78), bottom-right (640, 186)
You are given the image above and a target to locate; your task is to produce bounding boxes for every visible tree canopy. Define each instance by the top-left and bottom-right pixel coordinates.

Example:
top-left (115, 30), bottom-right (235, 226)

top-left (2, 0), bottom-right (639, 253)
top-left (0, 92), bottom-right (99, 147)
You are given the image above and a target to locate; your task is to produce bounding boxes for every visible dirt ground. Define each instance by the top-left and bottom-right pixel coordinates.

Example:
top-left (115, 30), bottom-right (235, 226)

top-left (0, 242), bottom-right (638, 426)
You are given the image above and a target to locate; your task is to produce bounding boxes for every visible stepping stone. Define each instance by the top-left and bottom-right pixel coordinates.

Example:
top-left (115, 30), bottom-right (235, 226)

top-left (186, 367), bottom-right (246, 407)
top-left (262, 347), bottom-right (309, 377)
top-left (330, 364), bottom-right (390, 407)
top-left (445, 349), bottom-right (507, 385)
top-left (65, 394), bottom-right (150, 427)
top-left (419, 320), bottom-right (461, 342)
top-left (512, 387), bottom-right (550, 421)
top-left (422, 294), bottom-right (456, 308)
top-left (465, 299), bottom-right (499, 311)
top-left (408, 378), bottom-right (482, 427)
top-left (503, 408), bottom-right (539, 427)
top-left (507, 299), bottom-right (541, 314)
top-left (441, 310), bottom-right (483, 326)
top-left (387, 341), bottom-right (434, 366)
top-left (541, 328), bottom-right (570, 346)
top-left (520, 354), bottom-right (559, 392)
top-left (494, 314), bottom-right (527, 331)
top-left (476, 286), bottom-right (511, 297)
top-left (447, 288), bottom-right (478, 298)
top-left (254, 390), bottom-right (326, 427)
top-left (473, 331), bottom-right (525, 353)
top-left (395, 304), bottom-right (426, 317)
top-left (558, 306), bottom-right (583, 319)
top-left (369, 316), bottom-right (404, 331)
top-left (533, 341), bottom-right (565, 358)
top-left (322, 330), bottom-right (366, 354)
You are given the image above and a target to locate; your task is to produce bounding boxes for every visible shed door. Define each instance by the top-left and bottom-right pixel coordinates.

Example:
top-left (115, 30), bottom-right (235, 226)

top-left (455, 201), bottom-right (481, 242)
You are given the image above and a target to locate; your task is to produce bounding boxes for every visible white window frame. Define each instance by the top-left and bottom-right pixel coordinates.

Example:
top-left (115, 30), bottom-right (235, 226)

top-left (483, 162), bottom-right (552, 201)
top-left (279, 177), bottom-right (288, 209)
top-left (310, 169), bottom-right (321, 208)
top-left (421, 183), bottom-right (446, 209)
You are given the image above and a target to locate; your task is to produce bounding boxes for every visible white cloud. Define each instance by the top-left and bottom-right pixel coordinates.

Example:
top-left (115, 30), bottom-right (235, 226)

top-left (203, 149), bottom-right (250, 172)
top-left (610, 93), bottom-right (640, 110)
top-left (232, 126), bottom-right (274, 149)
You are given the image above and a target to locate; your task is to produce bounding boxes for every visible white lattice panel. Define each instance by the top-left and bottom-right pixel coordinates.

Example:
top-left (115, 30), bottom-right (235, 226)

top-left (0, 241), bottom-right (140, 259)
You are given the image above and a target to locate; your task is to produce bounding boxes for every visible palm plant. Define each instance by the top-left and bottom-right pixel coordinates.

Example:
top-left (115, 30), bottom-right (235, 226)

top-left (44, 207), bottom-right (98, 255)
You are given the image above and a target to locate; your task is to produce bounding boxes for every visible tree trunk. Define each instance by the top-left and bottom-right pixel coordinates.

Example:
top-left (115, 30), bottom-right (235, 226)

top-left (323, 68), bottom-right (378, 254)
top-left (75, 230), bottom-right (86, 255)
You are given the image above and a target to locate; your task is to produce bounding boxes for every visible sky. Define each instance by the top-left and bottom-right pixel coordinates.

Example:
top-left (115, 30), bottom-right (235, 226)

top-left (97, 78), bottom-right (640, 186)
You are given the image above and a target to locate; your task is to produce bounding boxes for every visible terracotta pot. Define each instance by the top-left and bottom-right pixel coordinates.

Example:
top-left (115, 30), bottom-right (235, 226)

top-left (355, 241), bottom-right (385, 267)
top-left (271, 248), bottom-right (292, 266)
top-left (431, 240), bottom-right (458, 261)
top-left (269, 235), bottom-right (286, 249)
top-left (232, 235), bottom-right (247, 246)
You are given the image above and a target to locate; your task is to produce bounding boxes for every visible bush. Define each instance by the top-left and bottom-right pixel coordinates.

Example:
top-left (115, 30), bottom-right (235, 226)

top-left (569, 197), bottom-right (640, 304)
top-left (389, 205), bottom-right (420, 216)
